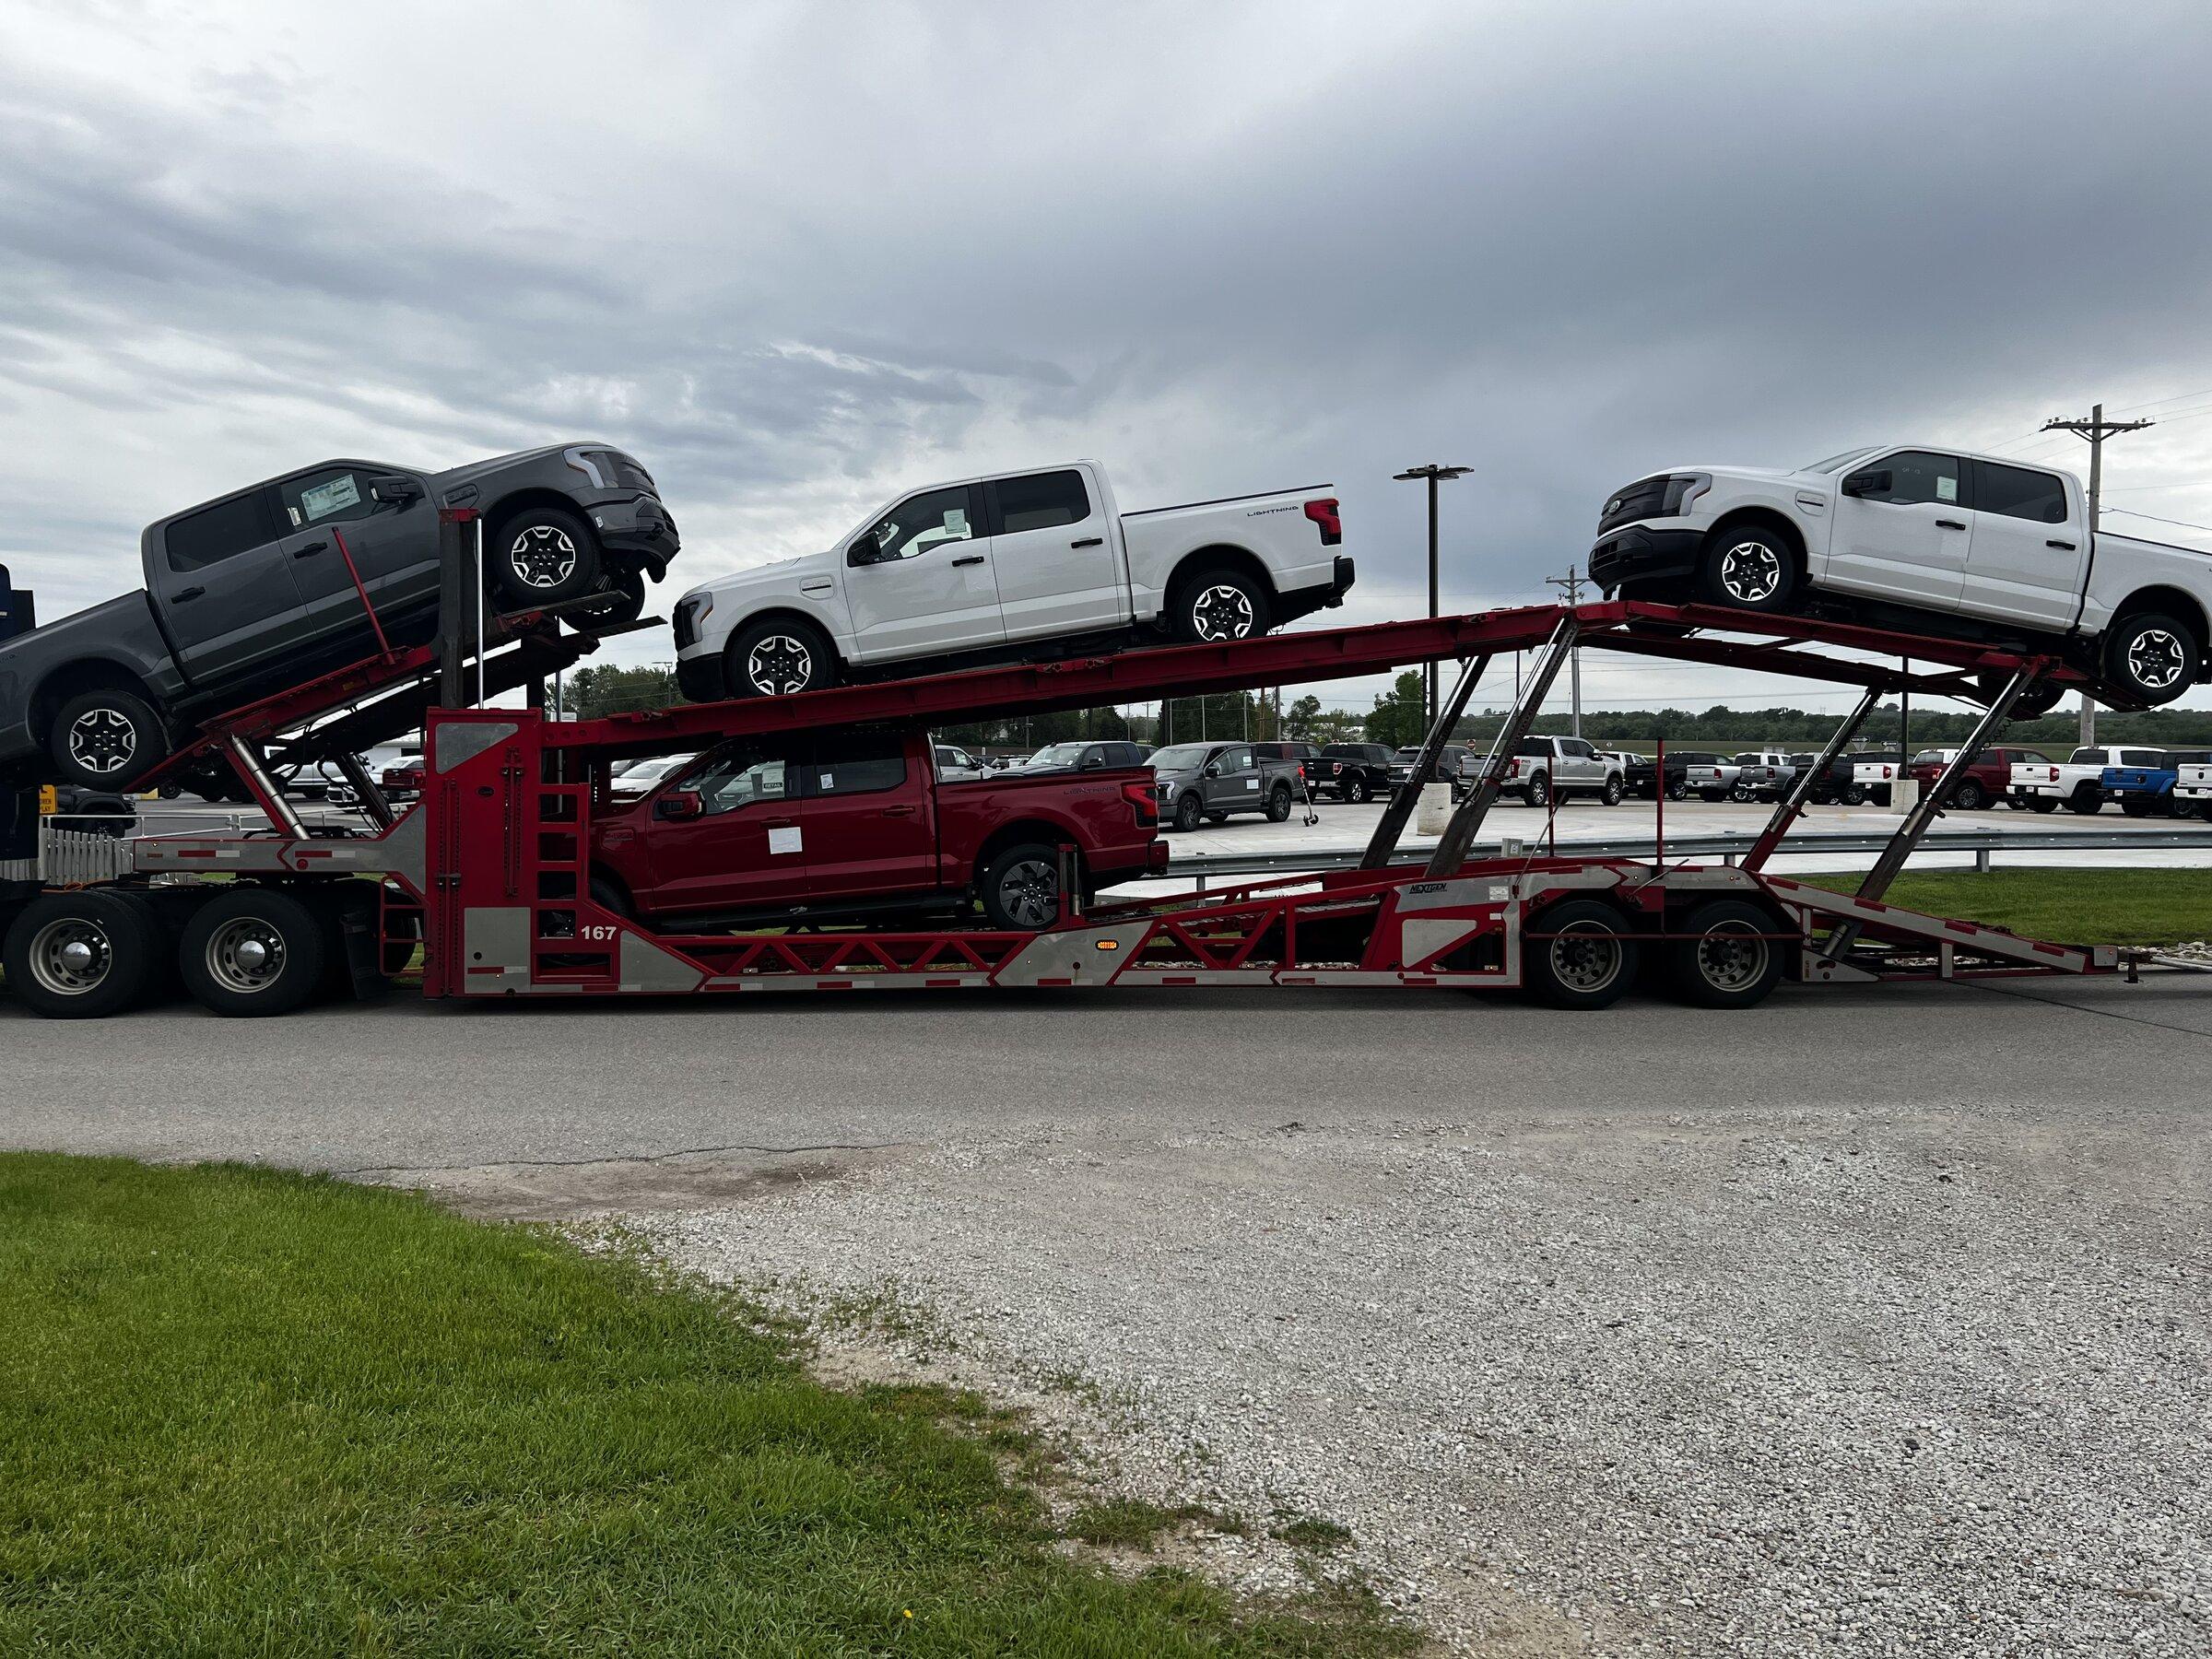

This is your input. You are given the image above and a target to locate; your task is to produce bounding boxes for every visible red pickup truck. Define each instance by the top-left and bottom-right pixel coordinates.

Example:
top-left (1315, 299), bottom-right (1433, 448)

top-left (1905, 745), bottom-right (2055, 812)
top-left (589, 725), bottom-right (1167, 929)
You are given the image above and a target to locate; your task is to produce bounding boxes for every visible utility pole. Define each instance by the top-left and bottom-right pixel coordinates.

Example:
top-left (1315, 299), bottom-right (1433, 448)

top-left (1545, 564), bottom-right (1586, 737)
top-left (1394, 464), bottom-right (1472, 731)
top-left (2042, 403), bottom-right (2155, 747)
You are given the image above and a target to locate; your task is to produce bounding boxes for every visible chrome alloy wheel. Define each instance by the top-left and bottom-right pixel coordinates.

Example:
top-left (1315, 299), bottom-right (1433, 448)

top-left (1693, 919), bottom-right (1770, 994)
top-left (746, 634), bottom-right (816, 696)
top-left (995, 856), bottom-right (1060, 929)
top-left (67, 708), bottom-right (137, 775)
top-left (1191, 584), bottom-right (1256, 641)
top-left (1717, 540), bottom-right (1783, 604)
top-left (2127, 627), bottom-right (2187, 690)
top-left (27, 918), bottom-right (113, 997)
top-left (1546, 921), bottom-right (1626, 995)
top-left (508, 524), bottom-right (579, 589)
top-left (204, 917), bottom-right (287, 996)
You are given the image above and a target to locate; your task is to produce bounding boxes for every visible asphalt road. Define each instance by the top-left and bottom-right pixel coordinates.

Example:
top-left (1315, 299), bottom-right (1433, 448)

top-left (6, 976), bottom-right (2208, 1655)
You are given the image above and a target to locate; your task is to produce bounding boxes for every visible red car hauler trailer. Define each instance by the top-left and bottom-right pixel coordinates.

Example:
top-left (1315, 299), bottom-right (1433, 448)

top-left (0, 509), bottom-right (2133, 1019)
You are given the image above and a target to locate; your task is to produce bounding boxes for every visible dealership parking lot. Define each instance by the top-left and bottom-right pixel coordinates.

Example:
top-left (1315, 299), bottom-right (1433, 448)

top-left (5, 974), bottom-right (2207, 1657)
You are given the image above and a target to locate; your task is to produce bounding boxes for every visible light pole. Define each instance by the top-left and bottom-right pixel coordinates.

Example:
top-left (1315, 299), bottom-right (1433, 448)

top-left (1394, 464), bottom-right (1471, 731)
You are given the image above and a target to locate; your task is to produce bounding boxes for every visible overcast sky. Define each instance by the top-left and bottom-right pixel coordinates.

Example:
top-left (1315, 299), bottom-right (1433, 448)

top-left (6, 0), bottom-right (2212, 721)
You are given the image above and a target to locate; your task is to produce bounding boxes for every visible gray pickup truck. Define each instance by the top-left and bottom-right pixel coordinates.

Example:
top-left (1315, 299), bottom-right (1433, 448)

top-left (0, 444), bottom-right (679, 789)
top-left (1149, 740), bottom-right (1301, 831)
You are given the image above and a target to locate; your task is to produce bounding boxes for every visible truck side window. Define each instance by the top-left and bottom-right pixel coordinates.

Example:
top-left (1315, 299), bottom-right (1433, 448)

top-left (165, 492), bottom-right (277, 572)
top-left (689, 743), bottom-right (789, 815)
top-left (1971, 462), bottom-right (2068, 524)
top-left (1858, 451), bottom-right (1962, 508)
top-left (1219, 746), bottom-right (1253, 772)
top-left (812, 729), bottom-right (907, 796)
top-left (855, 486), bottom-right (979, 565)
top-left (994, 470), bottom-right (1091, 534)
top-left (275, 467), bottom-right (380, 529)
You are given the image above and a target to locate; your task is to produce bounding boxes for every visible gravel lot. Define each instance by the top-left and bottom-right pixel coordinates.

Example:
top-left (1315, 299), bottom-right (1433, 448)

top-left (6, 977), bottom-right (2209, 1654)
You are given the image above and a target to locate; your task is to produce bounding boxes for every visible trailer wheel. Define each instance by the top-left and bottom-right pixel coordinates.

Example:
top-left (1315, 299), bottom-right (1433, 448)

top-left (979, 842), bottom-right (1064, 931)
top-left (179, 888), bottom-right (327, 1017)
top-left (1265, 784), bottom-right (1293, 822)
top-left (491, 506), bottom-right (603, 607)
top-left (51, 688), bottom-right (169, 790)
top-left (1664, 899), bottom-right (1784, 1010)
top-left (3, 890), bottom-right (162, 1018)
top-left (1521, 899), bottom-right (1639, 1010)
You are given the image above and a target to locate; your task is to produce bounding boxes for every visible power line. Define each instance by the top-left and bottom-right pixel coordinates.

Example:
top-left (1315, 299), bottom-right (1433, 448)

top-left (2104, 506), bottom-right (2212, 535)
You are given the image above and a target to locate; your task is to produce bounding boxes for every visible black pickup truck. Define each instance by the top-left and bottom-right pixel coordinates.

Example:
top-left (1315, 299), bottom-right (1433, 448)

top-left (0, 445), bottom-right (679, 789)
top-left (1626, 749), bottom-right (1725, 801)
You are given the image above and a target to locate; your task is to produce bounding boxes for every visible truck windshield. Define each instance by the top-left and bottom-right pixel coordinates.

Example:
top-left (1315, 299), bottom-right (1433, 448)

top-left (1023, 743), bottom-right (1090, 767)
top-left (1148, 745), bottom-right (1212, 770)
top-left (1805, 446), bottom-right (1879, 473)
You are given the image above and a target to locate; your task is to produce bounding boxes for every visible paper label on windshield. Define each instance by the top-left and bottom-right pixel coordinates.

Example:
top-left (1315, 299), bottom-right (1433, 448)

top-left (1936, 475), bottom-right (1959, 502)
top-left (769, 826), bottom-right (803, 855)
top-left (300, 475), bottom-right (360, 521)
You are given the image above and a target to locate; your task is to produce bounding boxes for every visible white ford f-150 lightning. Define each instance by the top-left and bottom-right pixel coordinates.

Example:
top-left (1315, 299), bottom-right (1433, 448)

top-left (673, 461), bottom-right (1352, 700)
top-left (1588, 445), bottom-right (2212, 708)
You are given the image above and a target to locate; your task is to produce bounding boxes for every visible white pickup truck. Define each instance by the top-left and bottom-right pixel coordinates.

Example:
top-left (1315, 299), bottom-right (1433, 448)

top-left (1499, 736), bottom-right (1626, 806)
top-left (673, 462), bottom-right (1353, 700)
top-left (1589, 445), bottom-right (2212, 708)
top-left (2178, 759), bottom-right (2212, 813)
top-left (2007, 746), bottom-right (2164, 816)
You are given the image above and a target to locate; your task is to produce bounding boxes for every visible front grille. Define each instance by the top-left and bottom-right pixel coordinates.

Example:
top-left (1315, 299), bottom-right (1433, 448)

top-left (1598, 476), bottom-right (1672, 535)
top-left (612, 455), bottom-right (655, 491)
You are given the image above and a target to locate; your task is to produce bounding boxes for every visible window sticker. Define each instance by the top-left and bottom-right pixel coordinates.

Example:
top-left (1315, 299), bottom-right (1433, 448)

top-left (819, 771), bottom-right (835, 788)
top-left (1936, 475), bottom-right (1959, 502)
top-left (300, 475), bottom-right (361, 521)
top-left (945, 509), bottom-right (968, 535)
top-left (769, 825), bottom-right (803, 855)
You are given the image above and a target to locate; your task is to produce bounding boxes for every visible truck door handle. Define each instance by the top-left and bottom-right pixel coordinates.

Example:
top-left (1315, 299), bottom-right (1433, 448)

top-left (174, 585), bottom-right (206, 601)
top-left (1070, 536), bottom-right (1104, 548)
top-left (2047, 538), bottom-right (2077, 550)
top-left (1936, 519), bottom-right (1966, 531)
top-left (763, 817), bottom-right (794, 827)
top-left (292, 540), bottom-right (327, 559)
top-left (883, 805), bottom-right (916, 817)
top-left (951, 555), bottom-right (985, 567)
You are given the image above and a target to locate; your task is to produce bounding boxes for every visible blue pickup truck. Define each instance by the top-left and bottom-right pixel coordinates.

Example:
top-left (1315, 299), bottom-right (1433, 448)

top-left (2101, 750), bottom-right (2212, 818)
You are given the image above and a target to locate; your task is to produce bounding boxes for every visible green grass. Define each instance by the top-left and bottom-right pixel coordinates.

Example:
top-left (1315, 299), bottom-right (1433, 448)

top-left (0, 1156), bottom-right (1411, 1657)
top-left (1061, 1500), bottom-right (1215, 1551)
top-left (1796, 866), bottom-right (2212, 948)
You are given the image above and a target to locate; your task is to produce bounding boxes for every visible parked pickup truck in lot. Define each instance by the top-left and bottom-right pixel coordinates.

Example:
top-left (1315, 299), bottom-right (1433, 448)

top-left (1684, 754), bottom-right (1746, 802)
top-left (1589, 444), bottom-right (2212, 707)
top-left (1500, 736), bottom-right (1625, 806)
top-left (1307, 742), bottom-right (1394, 802)
top-left (674, 461), bottom-right (1353, 700)
top-left (2101, 751), bottom-right (2212, 818)
top-left (1852, 751), bottom-right (1904, 806)
top-left (1386, 744), bottom-right (1475, 798)
top-left (1627, 749), bottom-right (1724, 801)
top-left (0, 445), bottom-right (678, 790)
top-left (1149, 741), bottom-right (1302, 832)
top-left (1904, 745), bottom-right (2055, 812)
top-left (2007, 746), bottom-right (2158, 816)
top-left (1733, 751), bottom-right (1806, 803)
top-left (2177, 759), bottom-right (2212, 813)
top-left (591, 725), bottom-right (1166, 931)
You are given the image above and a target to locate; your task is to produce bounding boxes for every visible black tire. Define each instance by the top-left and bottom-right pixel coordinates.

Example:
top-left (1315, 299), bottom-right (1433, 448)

top-left (1663, 899), bottom-right (1785, 1010)
top-left (2067, 785), bottom-right (2102, 816)
top-left (588, 875), bottom-right (633, 919)
top-left (1265, 783), bottom-right (1293, 822)
top-left (1951, 779), bottom-right (1988, 811)
top-left (1697, 526), bottom-right (1797, 612)
top-left (1522, 898), bottom-right (1639, 1010)
top-left (1700, 790), bottom-right (1724, 804)
top-left (1839, 782), bottom-right (1865, 806)
top-left (2, 890), bottom-right (162, 1019)
top-left (2026, 796), bottom-right (2059, 814)
top-left (1665, 782), bottom-right (1688, 803)
top-left (1977, 670), bottom-right (2066, 720)
top-left (571, 571), bottom-right (647, 632)
top-left (1171, 567), bottom-right (1272, 643)
top-left (978, 841), bottom-right (1064, 931)
top-left (2102, 612), bottom-right (2199, 706)
top-left (724, 617), bottom-right (839, 699)
top-left (178, 888), bottom-right (328, 1017)
top-left (2120, 795), bottom-right (2158, 818)
top-left (1526, 772), bottom-right (1551, 809)
top-left (1173, 792), bottom-right (1203, 833)
top-left (50, 687), bottom-right (168, 789)
top-left (1344, 774), bottom-right (1371, 804)
top-left (489, 506), bottom-right (604, 608)
top-left (1600, 774), bottom-right (1623, 806)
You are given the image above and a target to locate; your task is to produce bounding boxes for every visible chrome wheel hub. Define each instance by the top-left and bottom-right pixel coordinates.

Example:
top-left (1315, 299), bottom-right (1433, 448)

top-left (509, 524), bottom-right (579, 589)
top-left (746, 634), bottom-right (815, 696)
top-left (1695, 923), bottom-right (1768, 992)
top-left (998, 858), bottom-right (1059, 928)
top-left (1718, 542), bottom-right (1782, 604)
top-left (67, 709), bottom-right (136, 774)
top-left (206, 918), bottom-right (286, 994)
top-left (1192, 584), bottom-right (1255, 641)
top-left (2128, 628), bottom-right (2185, 689)
top-left (1548, 924), bottom-right (1623, 992)
top-left (29, 919), bottom-right (111, 996)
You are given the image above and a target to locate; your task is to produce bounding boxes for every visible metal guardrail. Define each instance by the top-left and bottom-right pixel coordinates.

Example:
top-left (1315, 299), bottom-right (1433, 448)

top-left (1164, 825), bottom-right (2212, 887)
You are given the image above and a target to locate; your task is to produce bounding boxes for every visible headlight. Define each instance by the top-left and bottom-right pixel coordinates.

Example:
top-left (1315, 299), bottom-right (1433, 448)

top-left (1662, 473), bottom-right (1712, 515)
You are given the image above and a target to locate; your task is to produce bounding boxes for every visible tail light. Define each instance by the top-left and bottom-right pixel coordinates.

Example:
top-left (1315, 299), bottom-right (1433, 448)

top-left (1882, 765), bottom-right (1893, 779)
top-left (1303, 497), bottom-right (1342, 546)
top-left (2047, 767), bottom-right (2059, 781)
top-left (1296, 763), bottom-right (1306, 779)
top-left (1121, 780), bottom-right (1159, 827)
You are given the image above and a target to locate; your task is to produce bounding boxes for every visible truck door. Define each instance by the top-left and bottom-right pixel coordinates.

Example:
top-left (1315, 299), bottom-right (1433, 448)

top-left (843, 483), bottom-right (1004, 662)
top-left (1207, 745), bottom-right (1258, 812)
top-left (150, 488), bottom-right (309, 687)
top-left (985, 468), bottom-right (1125, 643)
top-left (1959, 460), bottom-right (2084, 629)
top-left (624, 737), bottom-right (802, 917)
top-left (788, 729), bottom-right (937, 900)
top-left (1827, 450), bottom-right (1970, 612)
top-left (270, 465), bottom-right (438, 645)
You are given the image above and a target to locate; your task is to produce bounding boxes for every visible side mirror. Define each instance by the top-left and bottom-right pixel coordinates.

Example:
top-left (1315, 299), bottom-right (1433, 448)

top-left (654, 789), bottom-right (704, 821)
top-left (847, 524), bottom-right (895, 567)
top-left (1203, 762), bottom-right (1221, 778)
top-left (1078, 755), bottom-right (1104, 771)
top-left (369, 474), bottom-right (424, 507)
top-left (1841, 468), bottom-right (1891, 498)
